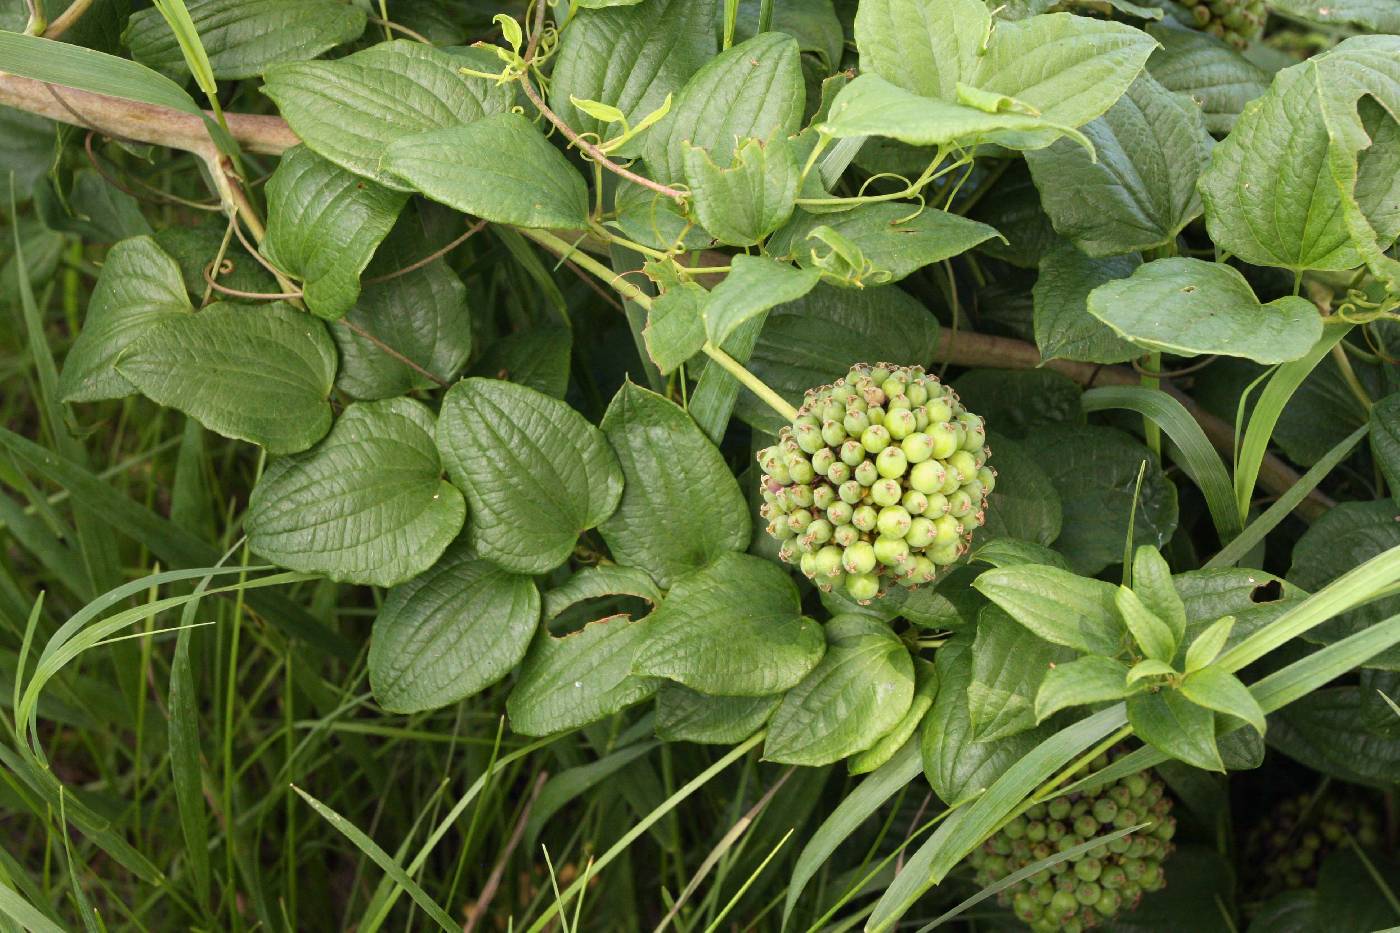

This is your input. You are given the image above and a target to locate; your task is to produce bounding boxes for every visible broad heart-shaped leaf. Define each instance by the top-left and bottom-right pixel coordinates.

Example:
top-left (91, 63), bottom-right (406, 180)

top-left (642, 32), bottom-right (804, 185)
top-left (954, 371), bottom-right (1083, 440)
top-left (436, 378), bottom-right (623, 575)
top-left (702, 255), bottom-right (819, 348)
top-left (973, 13), bottom-right (1157, 150)
top-left (1145, 23), bottom-right (1269, 136)
top-left (683, 135), bottom-right (799, 247)
top-left (1269, 686), bottom-right (1400, 788)
top-left (125, 0), bottom-right (366, 80)
top-left (768, 203), bottom-right (1002, 284)
top-left (967, 606), bottom-right (1075, 742)
top-left (1033, 244), bottom-right (1140, 364)
top-left (261, 40), bottom-right (514, 187)
top-left (1127, 689), bottom-right (1224, 772)
top-left (549, 0), bottom-right (717, 152)
top-left (642, 281), bottom-right (707, 374)
top-left (1267, 0), bottom-right (1400, 31)
top-left (1035, 655), bottom-right (1133, 723)
top-left (383, 113), bottom-right (590, 230)
top-left (764, 616), bottom-right (915, 767)
top-left (1030, 424), bottom-right (1178, 575)
top-left (597, 383), bottom-right (749, 588)
top-left (849, 657), bottom-right (939, 775)
top-left (507, 614), bottom-right (661, 736)
top-left (244, 397), bottom-right (465, 586)
top-left (655, 684), bottom-right (780, 744)
top-left (854, 0), bottom-right (988, 100)
top-left (631, 553), bottom-right (824, 696)
top-left (470, 329), bottom-right (572, 400)
top-left (1086, 258), bottom-right (1323, 364)
top-left (59, 236), bottom-right (192, 403)
top-left (977, 433), bottom-right (1062, 547)
top-left (1025, 73), bottom-right (1211, 257)
top-left (731, 283), bottom-right (941, 434)
top-left (116, 302), bottom-right (337, 454)
top-left (368, 544), bottom-right (540, 713)
top-left (974, 564), bottom-right (1125, 655)
top-left (262, 145), bottom-right (407, 320)
top-left (922, 638), bottom-right (1057, 806)
top-left (333, 216), bottom-right (472, 400)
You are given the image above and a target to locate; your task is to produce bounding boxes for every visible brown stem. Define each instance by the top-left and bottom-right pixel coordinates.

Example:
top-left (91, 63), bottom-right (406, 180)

top-left (463, 771), bottom-right (547, 933)
top-left (362, 219), bottom-right (488, 285)
top-left (338, 319), bottom-right (450, 388)
top-left (42, 0), bottom-right (92, 38)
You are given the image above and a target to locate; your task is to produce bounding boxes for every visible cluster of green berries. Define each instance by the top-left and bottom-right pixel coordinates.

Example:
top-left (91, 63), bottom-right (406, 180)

top-left (968, 764), bottom-right (1175, 933)
top-left (1189, 0), bottom-right (1266, 49)
top-left (757, 363), bottom-right (993, 603)
top-left (1245, 792), bottom-right (1383, 898)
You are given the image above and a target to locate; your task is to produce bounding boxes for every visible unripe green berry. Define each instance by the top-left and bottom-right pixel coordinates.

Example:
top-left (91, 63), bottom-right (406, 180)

top-left (925, 492), bottom-right (950, 516)
top-left (948, 449), bottom-right (978, 483)
top-left (1075, 814), bottom-right (1099, 838)
top-left (846, 572), bottom-right (879, 601)
top-left (907, 381), bottom-right (928, 406)
top-left (814, 545), bottom-right (844, 578)
top-left (1027, 820), bottom-right (1048, 843)
top-left (871, 479), bottom-right (902, 507)
top-left (838, 480), bottom-right (863, 505)
top-left (767, 461), bottom-right (791, 485)
top-left (842, 541), bottom-right (876, 574)
top-left (819, 399), bottom-right (844, 423)
top-left (852, 505), bottom-right (877, 533)
top-left (799, 551), bottom-right (818, 578)
top-left (789, 458), bottom-right (815, 485)
top-left (1050, 890), bottom-right (1078, 918)
top-left (928, 543), bottom-right (961, 566)
top-left (906, 517), bottom-right (936, 548)
top-left (1093, 799), bottom-right (1118, 824)
top-left (827, 501), bottom-right (853, 526)
top-left (790, 484), bottom-right (814, 508)
top-left (877, 446), bottom-right (908, 478)
top-left (787, 509), bottom-right (812, 534)
top-left (1075, 882), bottom-right (1101, 906)
top-left (843, 408), bottom-right (871, 436)
top-left (932, 514), bottom-right (961, 548)
top-left (925, 399), bottom-right (953, 424)
top-left (930, 422), bottom-right (960, 459)
top-left (867, 405), bottom-right (885, 426)
top-left (854, 460), bottom-right (879, 487)
top-left (861, 425), bottom-right (891, 454)
top-left (1075, 858), bottom-right (1102, 883)
top-left (839, 440), bottom-right (865, 467)
top-left (938, 470), bottom-right (961, 496)
top-left (874, 535), bottom-right (910, 566)
top-left (959, 413), bottom-right (986, 451)
top-left (833, 523), bottom-right (860, 548)
top-left (794, 423), bottom-right (824, 455)
top-left (909, 556), bottom-right (936, 584)
top-left (827, 461), bottom-right (851, 485)
top-left (902, 490), bottom-right (929, 514)
top-left (811, 447), bottom-right (836, 476)
top-left (909, 460), bottom-right (946, 494)
top-left (961, 478), bottom-right (985, 504)
top-left (804, 518), bottom-right (833, 547)
top-left (812, 485), bottom-right (835, 510)
top-left (885, 408), bottom-right (917, 439)
top-left (766, 520), bottom-right (793, 541)
top-left (948, 489), bottom-right (974, 518)
top-left (977, 466), bottom-right (997, 494)
top-left (901, 432), bottom-right (935, 463)
top-left (877, 505), bottom-right (912, 537)
top-left (821, 420), bottom-right (847, 447)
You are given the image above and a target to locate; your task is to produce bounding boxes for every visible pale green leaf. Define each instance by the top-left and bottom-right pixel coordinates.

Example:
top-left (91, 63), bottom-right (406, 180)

top-left (764, 615), bottom-right (914, 767)
top-left (968, 538), bottom-right (1070, 570)
top-left (1034, 655), bottom-right (1133, 721)
top-left (262, 40), bottom-right (514, 186)
top-left (1086, 257), bottom-right (1323, 364)
top-left (1126, 657), bottom-right (1177, 683)
top-left (245, 397), bottom-right (466, 586)
top-left (1180, 666), bottom-right (1266, 735)
top-left (597, 382), bottom-right (750, 588)
top-left (1267, 0), bottom-right (1400, 30)
top-left (853, 0), bottom-right (989, 100)
top-left (126, 0), bottom-right (366, 80)
top-left (116, 301), bottom-right (337, 454)
top-left (262, 145), bottom-right (407, 320)
top-left (383, 112), bottom-right (590, 229)
top-left (1184, 615), bottom-right (1235, 673)
top-left (968, 606), bottom-right (1076, 741)
top-left (1033, 243), bottom-right (1140, 364)
top-left (1127, 689), bottom-right (1223, 771)
top-left (1146, 23), bottom-right (1269, 135)
top-left (849, 657), bottom-right (938, 775)
top-left (1132, 545), bottom-right (1187, 645)
top-left (683, 134), bottom-right (799, 247)
top-left (507, 614), bottom-right (661, 736)
top-left (59, 236), bottom-right (192, 403)
top-left (436, 378), bottom-right (623, 575)
top-left (631, 553), bottom-right (824, 696)
top-left (642, 281), bottom-right (708, 373)
top-left (1116, 585), bottom-right (1177, 663)
top-left (368, 544), bottom-right (540, 713)
top-left (701, 255), bottom-right (819, 348)
top-left (973, 564), bottom-right (1125, 655)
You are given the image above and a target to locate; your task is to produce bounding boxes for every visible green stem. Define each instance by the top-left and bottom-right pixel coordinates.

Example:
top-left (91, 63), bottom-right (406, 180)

top-left (701, 341), bottom-right (798, 421)
top-left (1330, 340), bottom-right (1373, 413)
top-left (757, 0), bottom-right (774, 32)
top-left (1142, 352), bottom-right (1161, 461)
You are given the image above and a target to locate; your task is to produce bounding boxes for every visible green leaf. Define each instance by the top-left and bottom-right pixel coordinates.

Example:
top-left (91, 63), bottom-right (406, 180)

top-left (1025, 73), bottom-right (1211, 257)
top-left (1031, 424), bottom-right (1178, 575)
top-left (968, 538), bottom-right (1070, 571)
top-left (1372, 393), bottom-right (1400, 506)
top-left (701, 255), bottom-right (819, 348)
top-left (368, 545), bottom-right (540, 713)
top-left (333, 219), bottom-right (472, 399)
top-left (977, 433), bottom-right (1063, 548)
top-left (1180, 666), bottom-right (1266, 735)
top-left (1086, 257), bottom-right (1322, 364)
top-left (1116, 585), bottom-right (1178, 663)
top-left (597, 383), bottom-right (750, 588)
top-left (764, 615), bottom-right (914, 766)
top-left (1132, 545), bottom-right (1187, 644)
top-left (508, 613), bottom-right (661, 736)
top-left (769, 203), bottom-right (1002, 284)
top-left (1268, 686), bottom-right (1400, 788)
top-left (967, 606), bottom-right (1076, 741)
top-left (853, 0), bottom-right (988, 100)
top-left (642, 281), bottom-right (708, 374)
top-left (683, 135), bottom-right (799, 247)
top-left (1034, 655), bottom-right (1133, 722)
top-left (1126, 657), bottom-right (1177, 684)
top-left (245, 397), bottom-right (465, 587)
top-left (1145, 23), bottom-right (1269, 135)
top-left (1266, 0), bottom-right (1400, 31)
top-left (125, 0), bottom-right (366, 80)
top-left (470, 328), bottom-right (572, 400)
top-left (155, 221), bottom-right (277, 304)
top-left (1288, 501), bottom-right (1400, 670)
top-left (115, 301), bottom-right (337, 454)
top-left (542, 564), bottom-right (663, 620)
top-left (654, 685), bottom-right (779, 744)
top-left (643, 32), bottom-right (804, 185)
top-left (549, 0), bottom-right (717, 154)
top-left (849, 658), bottom-right (938, 774)
top-left (262, 145), bottom-right (408, 320)
top-left (1126, 689), bottom-right (1223, 771)
top-left (973, 13), bottom-right (1158, 151)
top-left (953, 370), bottom-right (1084, 440)
top-left (262, 40), bottom-right (514, 186)
top-left (383, 113), bottom-right (590, 230)
top-left (1033, 243), bottom-right (1140, 364)
top-left (730, 283), bottom-right (940, 434)
top-left (436, 378), bottom-right (623, 575)
top-left (1184, 615), bottom-right (1235, 673)
top-left (631, 553), bottom-right (824, 696)
top-left (58, 236), bottom-right (192, 403)
top-left (973, 564), bottom-right (1124, 655)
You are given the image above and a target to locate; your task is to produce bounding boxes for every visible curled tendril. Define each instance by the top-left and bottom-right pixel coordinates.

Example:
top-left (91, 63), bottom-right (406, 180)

top-left (1333, 288), bottom-right (1400, 325)
top-left (892, 194), bottom-right (928, 226)
top-left (853, 171), bottom-right (914, 200)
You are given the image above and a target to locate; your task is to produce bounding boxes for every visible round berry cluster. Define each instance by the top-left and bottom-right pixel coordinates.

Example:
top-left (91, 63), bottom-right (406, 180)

top-left (757, 363), bottom-right (993, 603)
top-left (1245, 792), bottom-right (1382, 898)
top-left (968, 766), bottom-right (1176, 933)
top-left (1189, 0), bottom-right (1266, 49)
